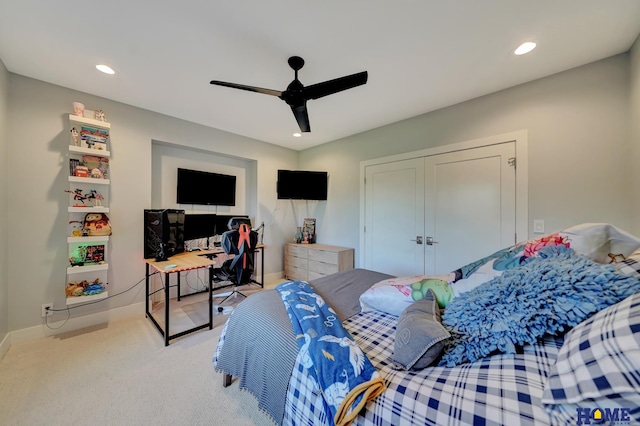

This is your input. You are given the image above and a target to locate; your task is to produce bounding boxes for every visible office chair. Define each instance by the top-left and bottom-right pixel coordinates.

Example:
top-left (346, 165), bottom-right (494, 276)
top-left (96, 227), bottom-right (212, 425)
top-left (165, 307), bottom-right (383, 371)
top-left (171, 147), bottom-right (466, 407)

top-left (216, 217), bottom-right (258, 311)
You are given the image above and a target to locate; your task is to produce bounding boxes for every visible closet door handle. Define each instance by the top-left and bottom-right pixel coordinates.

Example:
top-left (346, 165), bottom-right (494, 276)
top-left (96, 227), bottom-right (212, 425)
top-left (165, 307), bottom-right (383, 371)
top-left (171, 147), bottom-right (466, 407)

top-left (425, 237), bottom-right (438, 245)
top-left (410, 236), bottom-right (423, 245)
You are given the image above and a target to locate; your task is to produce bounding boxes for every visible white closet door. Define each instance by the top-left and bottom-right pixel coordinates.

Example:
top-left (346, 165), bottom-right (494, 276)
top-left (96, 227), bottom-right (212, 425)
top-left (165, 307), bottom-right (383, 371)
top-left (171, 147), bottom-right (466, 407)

top-left (424, 142), bottom-right (516, 274)
top-left (364, 158), bottom-right (425, 276)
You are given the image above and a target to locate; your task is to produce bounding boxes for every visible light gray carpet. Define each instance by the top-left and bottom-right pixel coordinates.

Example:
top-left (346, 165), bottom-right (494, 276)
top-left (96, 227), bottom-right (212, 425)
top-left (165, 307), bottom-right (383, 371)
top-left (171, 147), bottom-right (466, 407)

top-left (0, 312), bottom-right (276, 426)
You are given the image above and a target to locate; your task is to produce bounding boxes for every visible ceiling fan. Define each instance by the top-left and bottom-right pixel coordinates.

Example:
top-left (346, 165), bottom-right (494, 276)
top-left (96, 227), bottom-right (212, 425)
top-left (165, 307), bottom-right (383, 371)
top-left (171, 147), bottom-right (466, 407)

top-left (210, 56), bottom-right (368, 133)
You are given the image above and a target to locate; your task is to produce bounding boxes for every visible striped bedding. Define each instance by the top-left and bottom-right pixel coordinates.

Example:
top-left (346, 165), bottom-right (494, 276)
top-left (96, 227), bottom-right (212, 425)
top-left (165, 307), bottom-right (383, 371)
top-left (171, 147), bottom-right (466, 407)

top-left (284, 309), bottom-right (564, 425)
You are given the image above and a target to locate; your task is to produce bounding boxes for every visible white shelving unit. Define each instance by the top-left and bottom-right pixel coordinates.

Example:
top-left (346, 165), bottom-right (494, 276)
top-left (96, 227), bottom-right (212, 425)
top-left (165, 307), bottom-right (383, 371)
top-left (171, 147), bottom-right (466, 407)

top-left (66, 113), bottom-right (112, 305)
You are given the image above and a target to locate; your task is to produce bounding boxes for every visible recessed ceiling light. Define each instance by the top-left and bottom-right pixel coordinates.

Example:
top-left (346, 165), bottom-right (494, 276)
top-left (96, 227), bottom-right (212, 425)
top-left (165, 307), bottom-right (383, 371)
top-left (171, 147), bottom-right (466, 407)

top-left (96, 64), bottom-right (115, 74)
top-left (514, 42), bottom-right (536, 56)
top-left (293, 132), bottom-right (302, 138)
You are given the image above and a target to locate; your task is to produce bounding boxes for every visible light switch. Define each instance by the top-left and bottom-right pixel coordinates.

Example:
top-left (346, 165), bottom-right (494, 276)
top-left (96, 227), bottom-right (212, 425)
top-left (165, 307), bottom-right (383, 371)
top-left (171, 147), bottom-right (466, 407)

top-left (533, 219), bottom-right (545, 234)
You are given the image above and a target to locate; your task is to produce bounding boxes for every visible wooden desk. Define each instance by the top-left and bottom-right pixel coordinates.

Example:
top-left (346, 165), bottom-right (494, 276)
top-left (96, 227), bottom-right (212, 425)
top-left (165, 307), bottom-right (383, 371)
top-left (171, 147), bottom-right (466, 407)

top-left (145, 251), bottom-right (217, 346)
top-left (144, 245), bottom-right (266, 346)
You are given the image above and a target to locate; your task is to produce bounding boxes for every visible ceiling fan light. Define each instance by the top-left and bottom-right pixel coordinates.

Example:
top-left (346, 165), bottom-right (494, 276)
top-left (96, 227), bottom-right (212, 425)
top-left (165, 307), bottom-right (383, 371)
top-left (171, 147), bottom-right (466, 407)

top-left (96, 64), bottom-right (115, 74)
top-left (514, 42), bottom-right (537, 56)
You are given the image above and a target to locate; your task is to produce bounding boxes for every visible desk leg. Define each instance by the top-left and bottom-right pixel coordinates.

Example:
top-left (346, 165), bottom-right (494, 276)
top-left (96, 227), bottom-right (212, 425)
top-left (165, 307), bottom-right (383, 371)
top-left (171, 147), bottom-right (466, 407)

top-left (145, 264), bottom-right (150, 318)
top-left (177, 272), bottom-right (181, 302)
top-left (261, 248), bottom-right (264, 288)
top-left (164, 272), bottom-right (170, 346)
top-left (208, 266), bottom-right (213, 330)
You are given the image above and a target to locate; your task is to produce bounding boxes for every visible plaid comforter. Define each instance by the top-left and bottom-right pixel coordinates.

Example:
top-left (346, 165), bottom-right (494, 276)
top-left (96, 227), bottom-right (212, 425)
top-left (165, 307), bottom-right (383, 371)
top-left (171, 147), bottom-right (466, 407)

top-left (284, 310), bottom-right (565, 426)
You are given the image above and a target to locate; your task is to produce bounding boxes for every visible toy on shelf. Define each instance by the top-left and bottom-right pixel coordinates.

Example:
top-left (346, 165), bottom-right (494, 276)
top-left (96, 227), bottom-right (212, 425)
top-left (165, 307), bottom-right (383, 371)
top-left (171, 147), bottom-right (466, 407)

top-left (94, 110), bottom-right (106, 121)
top-left (65, 188), bottom-right (105, 207)
top-left (66, 278), bottom-right (106, 297)
top-left (69, 245), bottom-right (87, 266)
top-left (68, 220), bottom-right (83, 237)
top-left (83, 212), bottom-right (112, 236)
top-left (70, 127), bottom-right (80, 146)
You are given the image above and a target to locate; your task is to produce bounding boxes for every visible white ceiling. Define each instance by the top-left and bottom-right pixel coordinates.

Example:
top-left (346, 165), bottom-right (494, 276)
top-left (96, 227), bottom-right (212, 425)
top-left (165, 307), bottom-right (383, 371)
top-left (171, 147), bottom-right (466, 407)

top-left (1, 1), bottom-right (639, 151)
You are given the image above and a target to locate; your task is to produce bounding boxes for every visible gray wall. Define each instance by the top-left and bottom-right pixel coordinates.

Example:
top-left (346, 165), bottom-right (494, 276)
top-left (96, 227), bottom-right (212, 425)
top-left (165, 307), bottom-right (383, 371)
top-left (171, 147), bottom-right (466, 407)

top-left (0, 58), bottom-right (8, 341)
top-left (300, 54), bottom-right (634, 260)
top-left (3, 44), bottom-right (639, 334)
top-left (6, 75), bottom-right (298, 331)
top-left (631, 36), bottom-right (640, 236)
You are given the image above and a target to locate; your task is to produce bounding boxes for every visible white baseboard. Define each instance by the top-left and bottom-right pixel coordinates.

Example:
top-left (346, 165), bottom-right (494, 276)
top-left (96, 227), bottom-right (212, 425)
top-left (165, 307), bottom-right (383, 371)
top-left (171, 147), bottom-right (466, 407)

top-left (264, 271), bottom-right (285, 284)
top-left (0, 332), bottom-right (10, 360)
top-left (8, 302), bottom-right (145, 348)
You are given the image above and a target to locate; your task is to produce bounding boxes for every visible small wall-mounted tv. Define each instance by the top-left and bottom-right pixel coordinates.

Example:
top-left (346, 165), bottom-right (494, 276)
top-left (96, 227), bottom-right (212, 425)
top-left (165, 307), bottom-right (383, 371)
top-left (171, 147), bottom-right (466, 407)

top-left (177, 168), bottom-right (236, 206)
top-left (277, 170), bottom-right (328, 200)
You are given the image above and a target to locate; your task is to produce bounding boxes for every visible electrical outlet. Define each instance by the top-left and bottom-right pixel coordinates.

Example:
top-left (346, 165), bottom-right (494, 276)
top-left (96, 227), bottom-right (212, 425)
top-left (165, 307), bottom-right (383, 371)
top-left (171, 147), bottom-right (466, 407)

top-left (41, 303), bottom-right (53, 318)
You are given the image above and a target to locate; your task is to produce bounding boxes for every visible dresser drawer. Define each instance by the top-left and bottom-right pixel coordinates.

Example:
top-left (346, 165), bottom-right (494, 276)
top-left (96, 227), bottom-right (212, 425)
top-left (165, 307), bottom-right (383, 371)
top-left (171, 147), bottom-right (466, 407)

top-left (285, 244), bottom-right (308, 259)
top-left (285, 255), bottom-right (308, 270)
top-left (307, 270), bottom-right (326, 281)
top-left (308, 249), bottom-right (338, 264)
top-left (308, 259), bottom-right (339, 276)
top-left (285, 265), bottom-right (307, 281)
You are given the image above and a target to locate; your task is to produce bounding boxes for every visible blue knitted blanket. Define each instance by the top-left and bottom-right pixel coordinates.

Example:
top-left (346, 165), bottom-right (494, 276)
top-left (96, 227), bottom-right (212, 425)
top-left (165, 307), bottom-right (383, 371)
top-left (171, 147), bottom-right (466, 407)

top-left (439, 245), bottom-right (640, 366)
top-left (276, 281), bottom-right (385, 426)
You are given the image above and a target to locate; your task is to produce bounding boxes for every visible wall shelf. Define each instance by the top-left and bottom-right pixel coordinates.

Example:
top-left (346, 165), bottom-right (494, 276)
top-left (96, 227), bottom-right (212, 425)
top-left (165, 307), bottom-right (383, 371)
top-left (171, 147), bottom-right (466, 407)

top-left (68, 206), bottom-right (109, 213)
top-left (68, 176), bottom-right (110, 185)
top-left (65, 114), bottom-right (112, 306)
top-left (68, 114), bottom-right (111, 129)
top-left (67, 263), bottom-right (109, 274)
top-left (66, 291), bottom-right (109, 306)
top-left (67, 236), bottom-right (109, 243)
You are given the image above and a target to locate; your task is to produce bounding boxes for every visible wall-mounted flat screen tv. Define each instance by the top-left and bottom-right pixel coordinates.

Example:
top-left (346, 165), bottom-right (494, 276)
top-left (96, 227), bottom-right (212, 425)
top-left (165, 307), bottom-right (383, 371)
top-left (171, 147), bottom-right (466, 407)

top-left (177, 168), bottom-right (236, 206)
top-left (277, 170), bottom-right (328, 200)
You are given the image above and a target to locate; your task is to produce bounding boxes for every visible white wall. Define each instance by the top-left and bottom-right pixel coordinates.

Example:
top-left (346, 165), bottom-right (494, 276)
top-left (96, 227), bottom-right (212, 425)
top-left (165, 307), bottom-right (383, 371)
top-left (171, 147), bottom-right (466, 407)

top-left (0, 58), bottom-right (8, 341)
top-left (299, 54), bottom-right (634, 262)
top-left (6, 75), bottom-right (298, 332)
top-left (630, 36), bottom-right (640, 236)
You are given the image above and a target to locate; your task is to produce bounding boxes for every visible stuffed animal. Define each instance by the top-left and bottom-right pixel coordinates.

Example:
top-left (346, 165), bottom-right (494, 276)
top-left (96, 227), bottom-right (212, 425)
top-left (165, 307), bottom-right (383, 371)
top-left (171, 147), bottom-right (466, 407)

top-left (69, 246), bottom-right (86, 266)
top-left (68, 220), bottom-right (83, 237)
top-left (83, 213), bottom-right (112, 236)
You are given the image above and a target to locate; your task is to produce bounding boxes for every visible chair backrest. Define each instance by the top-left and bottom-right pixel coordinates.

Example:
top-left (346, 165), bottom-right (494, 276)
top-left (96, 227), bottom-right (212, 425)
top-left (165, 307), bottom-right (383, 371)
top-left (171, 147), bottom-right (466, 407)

top-left (221, 223), bottom-right (258, 284)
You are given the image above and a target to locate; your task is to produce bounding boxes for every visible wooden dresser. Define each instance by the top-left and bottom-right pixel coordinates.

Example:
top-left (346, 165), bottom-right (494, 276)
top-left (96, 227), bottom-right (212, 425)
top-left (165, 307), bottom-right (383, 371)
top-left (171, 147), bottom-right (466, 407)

top-left (284, 243), bottom-right (354, 281)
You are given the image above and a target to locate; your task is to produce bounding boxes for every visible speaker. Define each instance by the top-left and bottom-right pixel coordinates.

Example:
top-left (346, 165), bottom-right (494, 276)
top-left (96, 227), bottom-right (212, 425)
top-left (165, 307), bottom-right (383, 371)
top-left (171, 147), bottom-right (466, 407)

top-left (144, 209), bottom-right (185, 259)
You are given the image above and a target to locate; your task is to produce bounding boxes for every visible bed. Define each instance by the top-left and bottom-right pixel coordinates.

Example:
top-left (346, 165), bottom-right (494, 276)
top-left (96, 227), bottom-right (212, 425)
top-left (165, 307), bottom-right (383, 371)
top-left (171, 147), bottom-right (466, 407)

top-left (214, 224), bottom-right (640, 425)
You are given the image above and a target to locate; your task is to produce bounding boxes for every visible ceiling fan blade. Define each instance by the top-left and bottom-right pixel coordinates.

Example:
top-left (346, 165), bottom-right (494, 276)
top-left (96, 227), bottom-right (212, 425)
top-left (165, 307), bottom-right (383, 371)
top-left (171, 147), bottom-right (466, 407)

top-left (302, 71), bottom-right (368, 100)
top-left (209, 80), bottom-right (282, 97)
top-left (291, 104), bottom-right (310, 133)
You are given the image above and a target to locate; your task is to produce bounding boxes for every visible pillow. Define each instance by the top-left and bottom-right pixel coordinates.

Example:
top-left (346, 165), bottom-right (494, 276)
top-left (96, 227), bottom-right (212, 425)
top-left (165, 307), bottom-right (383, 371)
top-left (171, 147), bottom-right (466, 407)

top-left (542, 291), bottom-right (640, 424)
top-left (359, 274), bottom-right (453, 316)
top-left (392, 289), bottom-right (450, 370)
top-left (438, 245), bottom-right (640, 367)
top-left (559, 223), bottom-right (640, 264)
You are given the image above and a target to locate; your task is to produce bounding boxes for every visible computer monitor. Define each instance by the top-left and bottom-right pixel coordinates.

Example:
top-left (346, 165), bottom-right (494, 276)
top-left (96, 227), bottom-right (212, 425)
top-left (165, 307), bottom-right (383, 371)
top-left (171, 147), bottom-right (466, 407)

top-left (183, 213), bottom-right (217, 241)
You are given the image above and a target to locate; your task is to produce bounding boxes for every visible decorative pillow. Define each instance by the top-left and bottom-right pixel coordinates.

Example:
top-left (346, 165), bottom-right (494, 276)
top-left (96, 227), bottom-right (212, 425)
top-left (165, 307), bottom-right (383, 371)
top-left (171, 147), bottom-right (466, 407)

top-left (559, 223), bottom-right (640, 264)
top-left (359, 274), bottom-right (453, 316)
top-left (542, 291), bottom-right (640, 424)
top-left (392, 289), bottom-right (450, 370)
top-left (438, 245), bottom-right (640, 367)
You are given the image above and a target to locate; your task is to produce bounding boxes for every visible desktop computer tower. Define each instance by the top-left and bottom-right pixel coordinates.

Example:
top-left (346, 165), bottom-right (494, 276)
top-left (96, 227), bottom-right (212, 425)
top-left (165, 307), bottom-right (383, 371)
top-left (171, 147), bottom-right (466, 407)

top-left (143, 209), bottom-right (185, 259)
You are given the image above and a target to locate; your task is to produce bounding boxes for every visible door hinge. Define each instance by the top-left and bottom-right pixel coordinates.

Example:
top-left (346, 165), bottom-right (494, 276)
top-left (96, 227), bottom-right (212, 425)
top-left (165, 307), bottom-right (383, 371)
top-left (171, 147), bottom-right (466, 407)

top-left (508, 157), bottom-right (516, 169)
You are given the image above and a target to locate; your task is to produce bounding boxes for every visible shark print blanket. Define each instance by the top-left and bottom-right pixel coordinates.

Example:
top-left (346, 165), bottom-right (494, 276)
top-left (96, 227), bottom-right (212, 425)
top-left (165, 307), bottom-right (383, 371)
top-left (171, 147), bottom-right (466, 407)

top-left (276, 281), bottom-right (385, 426)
